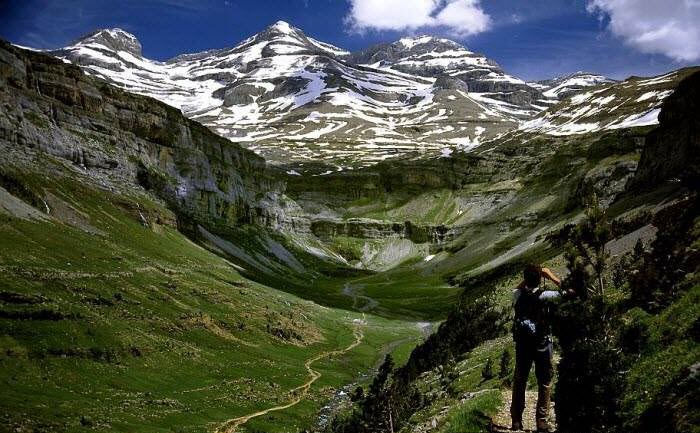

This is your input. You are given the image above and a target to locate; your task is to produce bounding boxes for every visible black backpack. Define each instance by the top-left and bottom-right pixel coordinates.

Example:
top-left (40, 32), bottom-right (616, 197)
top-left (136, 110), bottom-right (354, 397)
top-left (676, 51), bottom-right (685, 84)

top-left (513, 287), bottom-right (549, 346)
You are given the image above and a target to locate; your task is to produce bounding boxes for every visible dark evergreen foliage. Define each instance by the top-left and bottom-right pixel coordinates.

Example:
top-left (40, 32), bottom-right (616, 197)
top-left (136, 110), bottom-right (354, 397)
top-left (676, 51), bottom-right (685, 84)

top-left (551, 195), bottom-right (625, 432)
top-left (554, 297), bottom-right (624, 433)
top-left (481, 358), bottom-right (494, 381)
top-left (498, 349), bottom-right (512, 379)
top-left (628, 197), bottom-right (700, 312)
top-left (553, 193), bottom-right (700, 433)
top-left (329, 297), bottom-right (507, 432)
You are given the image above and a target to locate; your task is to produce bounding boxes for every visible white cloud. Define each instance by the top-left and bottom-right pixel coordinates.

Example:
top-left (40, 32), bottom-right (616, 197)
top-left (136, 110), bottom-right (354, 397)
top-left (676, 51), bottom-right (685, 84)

top-left (345, 0), bottom-right (491, 36)
top-left (588, 0), bottom-right (700, 62)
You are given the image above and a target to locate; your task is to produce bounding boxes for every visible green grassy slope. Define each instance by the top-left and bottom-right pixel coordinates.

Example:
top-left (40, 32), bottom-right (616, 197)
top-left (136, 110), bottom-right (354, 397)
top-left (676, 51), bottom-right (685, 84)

top-left (0, 166), bottom-right (422, 433)
top-left (291, 128), bottom-right (648, 321)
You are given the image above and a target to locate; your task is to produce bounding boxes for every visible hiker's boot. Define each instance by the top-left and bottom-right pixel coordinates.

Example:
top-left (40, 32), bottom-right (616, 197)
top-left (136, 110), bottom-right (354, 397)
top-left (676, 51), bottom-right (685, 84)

top-left (536, 422), bottom-right (552, 433)
top-left (536, 382), bottom-right (552, 433)
top-left (510, 419), bottom-right (523, 431)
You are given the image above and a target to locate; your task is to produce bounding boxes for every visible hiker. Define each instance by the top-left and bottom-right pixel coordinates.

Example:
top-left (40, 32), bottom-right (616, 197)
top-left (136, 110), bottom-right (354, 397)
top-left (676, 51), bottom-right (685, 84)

top-left (510, 264), bottom-right (564, 433)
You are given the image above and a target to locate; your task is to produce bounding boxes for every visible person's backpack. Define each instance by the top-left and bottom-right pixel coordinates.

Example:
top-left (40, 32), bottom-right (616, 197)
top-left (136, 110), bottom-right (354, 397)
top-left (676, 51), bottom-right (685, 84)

top-left (513, 287), bottom-right (545, 345)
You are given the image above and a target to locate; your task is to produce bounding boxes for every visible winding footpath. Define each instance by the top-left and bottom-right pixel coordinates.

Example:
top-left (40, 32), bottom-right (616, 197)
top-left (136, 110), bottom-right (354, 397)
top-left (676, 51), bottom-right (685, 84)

top-left (215, 319), bottom-right (365, 433)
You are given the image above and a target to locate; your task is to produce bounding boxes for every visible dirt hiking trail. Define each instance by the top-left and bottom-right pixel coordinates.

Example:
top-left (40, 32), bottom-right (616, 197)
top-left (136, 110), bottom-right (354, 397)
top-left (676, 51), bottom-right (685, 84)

top-left (491, 390), bottom-right (556, 433)
top-left (215, 318), bottom-right (365, 433)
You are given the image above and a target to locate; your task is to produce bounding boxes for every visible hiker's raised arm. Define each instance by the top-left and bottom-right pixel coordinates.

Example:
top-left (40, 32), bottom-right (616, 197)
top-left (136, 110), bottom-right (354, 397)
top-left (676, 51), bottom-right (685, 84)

top-left (540, 267), bottom-right (561, 287)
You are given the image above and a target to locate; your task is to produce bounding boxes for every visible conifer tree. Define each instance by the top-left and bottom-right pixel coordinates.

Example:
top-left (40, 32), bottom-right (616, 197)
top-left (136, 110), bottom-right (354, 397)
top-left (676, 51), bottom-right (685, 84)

top-left (481, 357), bottom-right (494, 381)
top-left (563, 193), bottom-right (611, 296)
top-left (498, 349), bottom-right (512, 379)
top-left (553, 195), bottom-right (622, 432)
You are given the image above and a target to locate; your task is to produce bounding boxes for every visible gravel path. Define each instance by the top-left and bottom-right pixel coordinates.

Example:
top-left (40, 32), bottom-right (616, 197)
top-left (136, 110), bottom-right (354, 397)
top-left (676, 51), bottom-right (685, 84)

top-left (491, 390), bottom-right (555, 433)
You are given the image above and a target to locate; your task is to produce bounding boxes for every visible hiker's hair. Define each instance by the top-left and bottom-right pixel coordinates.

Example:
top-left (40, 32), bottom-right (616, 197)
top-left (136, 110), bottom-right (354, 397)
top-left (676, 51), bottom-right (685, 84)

top-left (523, 263), bottom-right (542, 288)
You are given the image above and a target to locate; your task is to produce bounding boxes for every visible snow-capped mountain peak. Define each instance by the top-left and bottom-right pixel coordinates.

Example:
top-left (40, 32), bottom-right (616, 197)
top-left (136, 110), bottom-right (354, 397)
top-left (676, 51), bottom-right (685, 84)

top-left (71, 28), bottom-right (142, 57)
top-left (349, 35), bottom-right (539, 114)
top-left (48, 23), bottom-right (534, 169)
top-left (537, 72), bottom-right (616, 99)
top-left (233, 20), bottom-right (349, 58)
top-left (398, 35), bottom-right (435, 49)
top-left (268, 20), bottom-right (295, 34)
top-left (256, 20), bottom-right (306, 43)
top-left (397, 35), bottom-right (463, 51)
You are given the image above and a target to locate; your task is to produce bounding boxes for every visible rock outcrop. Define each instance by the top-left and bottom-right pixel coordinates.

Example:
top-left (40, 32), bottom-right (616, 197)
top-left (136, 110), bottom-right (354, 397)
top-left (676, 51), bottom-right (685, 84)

top-left (0, 40), bottom-right (306, 233)
top-left (536, 72), bottom-right (615, 100)
top-left (631, 70), bottom-right (700, 190)
top-left (311, 218), bottom-right (460, 245)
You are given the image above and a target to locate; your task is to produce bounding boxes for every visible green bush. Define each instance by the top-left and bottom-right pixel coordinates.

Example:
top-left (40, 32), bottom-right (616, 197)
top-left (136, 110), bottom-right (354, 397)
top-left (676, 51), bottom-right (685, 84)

top-left (554, 297), bottom-right (624, 433)
top-left (552, 194), bottom-right (700, 433)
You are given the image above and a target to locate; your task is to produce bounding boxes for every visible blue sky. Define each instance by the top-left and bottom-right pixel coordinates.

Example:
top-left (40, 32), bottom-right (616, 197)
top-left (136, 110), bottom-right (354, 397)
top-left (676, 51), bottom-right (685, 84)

top-left (1, 0), bottom-right (698, 81)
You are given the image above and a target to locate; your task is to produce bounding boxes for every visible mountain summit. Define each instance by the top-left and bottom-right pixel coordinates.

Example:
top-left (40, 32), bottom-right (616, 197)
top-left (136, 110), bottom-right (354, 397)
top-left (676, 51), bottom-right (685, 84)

top-left (230, 20), bottom-right (350, 58)
top-left (536, 72), bottom-right (616, 99)
top-left (349, 35), bottom-right (539, 107)
top-left (71, 28), bottom-right (143, 57)
top-left (50, 22), bottom-right (531, 169)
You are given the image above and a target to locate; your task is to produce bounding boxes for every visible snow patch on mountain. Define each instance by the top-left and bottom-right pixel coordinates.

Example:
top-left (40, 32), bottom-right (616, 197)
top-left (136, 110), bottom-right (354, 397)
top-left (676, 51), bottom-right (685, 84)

top-left (539, 72), bottom-right (616, 99)
top-left (517, 69), bottom-right (692, 136)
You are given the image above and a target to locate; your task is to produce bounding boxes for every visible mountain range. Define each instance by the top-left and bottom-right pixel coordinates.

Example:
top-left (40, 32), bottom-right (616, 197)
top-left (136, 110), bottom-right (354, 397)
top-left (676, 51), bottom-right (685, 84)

top-left (44, 21), bottom-right (673, 173)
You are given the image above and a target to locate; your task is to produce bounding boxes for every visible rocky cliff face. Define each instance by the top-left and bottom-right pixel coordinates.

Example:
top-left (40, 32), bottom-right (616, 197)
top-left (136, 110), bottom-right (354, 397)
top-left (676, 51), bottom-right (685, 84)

top-left (311, 218), bottom-right (461, 245)
top-left (285, 152), bottom-right (514, 210)
top-left (0, 40), bottom-right (306, 233)
top-left (631, 70), bottom-right (700, 190)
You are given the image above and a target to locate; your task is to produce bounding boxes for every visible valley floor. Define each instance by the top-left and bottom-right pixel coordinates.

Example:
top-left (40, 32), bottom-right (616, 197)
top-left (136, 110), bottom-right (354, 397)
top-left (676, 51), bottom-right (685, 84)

top-left (0, 168), bottom-right (424, 433)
